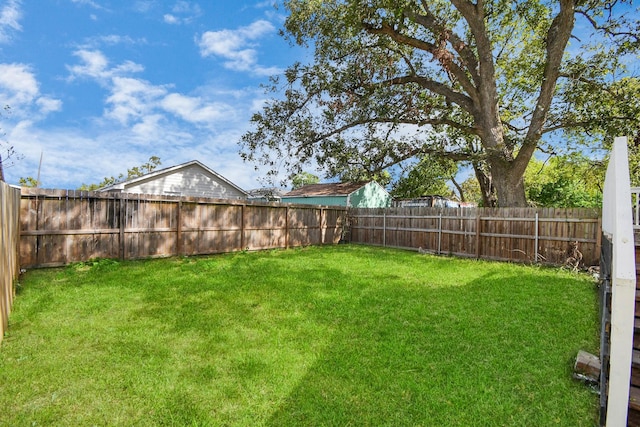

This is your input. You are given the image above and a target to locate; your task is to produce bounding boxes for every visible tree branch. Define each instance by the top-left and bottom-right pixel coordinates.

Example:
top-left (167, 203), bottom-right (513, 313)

top-left (383, 75), bottom-right (475, 113)
top-left (369, 146), bottom-right (480, 174)
top-left (449, 0), bottom-right (503, 149)
top-left (298, 115), bottom-right (479, 155)
top-left (361, 21), bottom-right (478, 105)
top-left (514, 0), bottom-right (576, 176)
top-left (404, 6), bottom-right (481, 88)
top-left (576, 10), bottom-right (640, 44)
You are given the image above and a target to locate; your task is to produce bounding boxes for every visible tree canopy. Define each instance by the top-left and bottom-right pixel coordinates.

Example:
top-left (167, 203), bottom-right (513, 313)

top-left (241, 0), bottom-right (640, 207)
top-left (78, 156), bottom-right (162, 191)
top-left (292, 171), bottom-right (320, 189)
top-left (524, 152), bottom-right (604, 207)
top-left (0, 105), bottom-right (20, 182)
top-left (390, 155), bottom-right (458, 199)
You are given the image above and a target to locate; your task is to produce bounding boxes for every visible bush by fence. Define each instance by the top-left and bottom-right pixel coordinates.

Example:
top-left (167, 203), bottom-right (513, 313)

top-left (1, 182), bottom-right (20, 345)
top-left (20, 189), bottom-right (348, 268)
top-left (348, 206), bottom-right (601, 267)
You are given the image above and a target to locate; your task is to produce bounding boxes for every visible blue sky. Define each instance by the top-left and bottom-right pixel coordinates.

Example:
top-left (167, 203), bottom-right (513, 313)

top-left (0, 0), bottom-right (305, 190)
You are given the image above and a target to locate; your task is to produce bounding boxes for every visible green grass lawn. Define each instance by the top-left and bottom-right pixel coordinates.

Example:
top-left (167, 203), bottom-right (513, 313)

top-left (1, 245), bottom-right (599, 426)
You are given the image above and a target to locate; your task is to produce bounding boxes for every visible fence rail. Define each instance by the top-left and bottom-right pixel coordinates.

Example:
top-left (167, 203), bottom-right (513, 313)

top-left (1, 182), bottom-right (21, 345)
top-left (348, 206), bottom-right (601, 267)
top-left (19, 189), bottom-right (347, 268)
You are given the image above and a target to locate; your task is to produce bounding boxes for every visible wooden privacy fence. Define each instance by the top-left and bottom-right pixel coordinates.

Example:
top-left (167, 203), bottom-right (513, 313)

top-left (348, 206), bottom-right (601, 267)
top-left (0, 182), bottom-right (21, 345)
top-left (20, 189), bottom-right (347, 268)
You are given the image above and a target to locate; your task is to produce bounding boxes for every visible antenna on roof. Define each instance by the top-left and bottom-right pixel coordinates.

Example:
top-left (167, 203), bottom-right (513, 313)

top-left (36, 151), bottom-right (43, 188)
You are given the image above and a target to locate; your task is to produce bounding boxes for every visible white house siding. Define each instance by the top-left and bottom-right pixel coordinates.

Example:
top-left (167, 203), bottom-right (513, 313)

top-left (124, 164), bottom-right (246, 199)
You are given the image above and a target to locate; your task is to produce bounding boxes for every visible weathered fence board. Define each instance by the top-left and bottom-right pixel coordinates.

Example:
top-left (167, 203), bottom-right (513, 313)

top-left (19, 189), bottom-right (348, 268)
top-left (349, 206), bottom-right (601, 267)
top-left (1, 182), bottom-right (20, 345)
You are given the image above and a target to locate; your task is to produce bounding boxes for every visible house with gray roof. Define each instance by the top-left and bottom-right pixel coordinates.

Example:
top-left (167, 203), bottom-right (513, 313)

top-left (99, 160), bottom-right (248, 200)
top-left (281, 181), bottom-right (391, 208)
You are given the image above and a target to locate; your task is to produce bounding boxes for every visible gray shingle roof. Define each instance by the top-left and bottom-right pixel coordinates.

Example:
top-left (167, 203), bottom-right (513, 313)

top-left (283, 181), bottom-right (370, 197)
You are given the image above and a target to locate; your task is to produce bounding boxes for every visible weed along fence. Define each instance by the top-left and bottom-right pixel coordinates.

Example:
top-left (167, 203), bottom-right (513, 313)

top-left (19, 188), bottom-right (347, 268)
top-left (348, 207), bottom-right (601, 267)
top-left (0, 181), bottom-right (21, 345)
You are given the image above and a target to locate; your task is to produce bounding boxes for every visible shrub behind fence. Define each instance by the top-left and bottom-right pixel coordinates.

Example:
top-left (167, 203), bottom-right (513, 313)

top-left (0, 182), bottom-right (20, 345)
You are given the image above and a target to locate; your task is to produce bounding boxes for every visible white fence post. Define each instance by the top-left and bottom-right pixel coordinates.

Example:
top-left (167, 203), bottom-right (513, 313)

top-left (602, 136), bottom-right (636, 426)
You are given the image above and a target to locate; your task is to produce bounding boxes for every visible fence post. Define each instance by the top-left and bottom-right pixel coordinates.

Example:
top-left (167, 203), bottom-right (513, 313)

top-left (241, 204), bottom-right (246, 250)
top-left (475, 211), bottom-right (481, 259)
top-left (320, 208), bottom-right (325, 245)
top-left (119, 193), bottom-right (126, 260)
top-left (596, 217), bottom-right (602, 264)
top-left (438, 212), bottom-right (442, 255)
top-left (534, 211), bottom-right (539, 263)
top-left (176, 199), bottom-right (182, 256)
top-left (285, 206), bottom-right (290, 249)
top-left (383, 211), bottom-right (386, 247)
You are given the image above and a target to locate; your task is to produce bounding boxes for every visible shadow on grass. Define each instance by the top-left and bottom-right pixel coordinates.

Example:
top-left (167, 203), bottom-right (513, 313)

top-left (259, 270), bottom-right (598, 426)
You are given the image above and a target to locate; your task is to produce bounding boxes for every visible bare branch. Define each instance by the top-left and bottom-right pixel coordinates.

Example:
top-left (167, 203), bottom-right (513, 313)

top-left (576, 10), bottom-right (640, 44)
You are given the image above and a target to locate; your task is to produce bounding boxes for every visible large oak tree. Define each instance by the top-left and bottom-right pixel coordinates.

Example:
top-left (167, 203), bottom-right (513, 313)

top-left (241, 0), bottom-right (640, 206)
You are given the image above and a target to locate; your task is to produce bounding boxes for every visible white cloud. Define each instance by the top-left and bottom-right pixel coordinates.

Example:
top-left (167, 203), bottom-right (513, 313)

top-left (105, 76), bottom-right (168, 124)
top-left (70, 0), bottom-right (105, 10)
top-left (172, 1), bottom-right (199, 14)
top-left (90, 34), bottom-right (147, 46)
top-left (36, 97), bottom-right (63, 114)
top-left (132, 1), bottom-right (155, 13)
top-left (67, 49), bottom-right (144, 82)
top-left (254, 1), bottom-right (274, 9)
top-left (198, 20), bottom-right (277, 73)
top-left (253, 65), bottom-right (283, 76)
top-left (0, 63), bottom-right (38, 101)
top-left (131, 113), bottom-right (165, 140)
top-left (66, 49), bottom-right (242, 129)
top-left (163, 2), bottom-right (201, 25)
top-left (0, 0), bottom-right (22, 44)
top-left (67, 49), bottom-right (109, 79)
top-left (163, 14), bottom-right (179, 24)
top-left (160, 93), bottom-right (233, 123)
top-left (0, 63), bottom-right (62, 128)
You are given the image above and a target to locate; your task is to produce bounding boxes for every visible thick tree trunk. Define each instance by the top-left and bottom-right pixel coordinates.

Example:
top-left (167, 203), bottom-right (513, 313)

top-left (490, 159), bottom-right (528, 207)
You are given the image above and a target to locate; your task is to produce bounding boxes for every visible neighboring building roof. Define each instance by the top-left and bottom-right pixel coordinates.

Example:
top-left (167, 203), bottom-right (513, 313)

top-left (99, 160), bottom-right (248, 197)
top-left (283, 181), bottom-right (370, 197)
